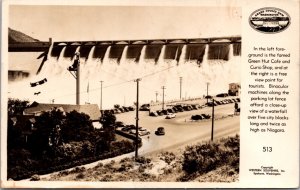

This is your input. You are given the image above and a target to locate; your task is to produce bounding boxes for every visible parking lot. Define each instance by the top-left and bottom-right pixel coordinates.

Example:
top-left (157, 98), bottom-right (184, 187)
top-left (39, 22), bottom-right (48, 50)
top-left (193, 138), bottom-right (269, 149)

top-left (116, 97), bottom-right (240, 155)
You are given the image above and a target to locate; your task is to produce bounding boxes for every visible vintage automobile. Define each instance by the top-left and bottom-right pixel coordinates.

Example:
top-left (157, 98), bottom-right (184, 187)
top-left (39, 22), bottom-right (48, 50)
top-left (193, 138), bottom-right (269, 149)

top-left (165, 113), bottom-right (176, 119)
top-left (155, 127), bottom-right (165, 135)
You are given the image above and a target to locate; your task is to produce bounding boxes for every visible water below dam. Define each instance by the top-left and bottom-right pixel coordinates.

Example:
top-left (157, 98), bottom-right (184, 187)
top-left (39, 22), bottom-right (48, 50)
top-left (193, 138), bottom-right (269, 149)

top-left (8, 43), bottom-right (241, 109)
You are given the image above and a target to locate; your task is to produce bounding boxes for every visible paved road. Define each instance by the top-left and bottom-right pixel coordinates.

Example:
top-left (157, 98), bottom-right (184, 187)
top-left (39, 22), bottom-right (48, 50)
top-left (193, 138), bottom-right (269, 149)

top-left (34, 100), bottom-right (239, 181)
top-left (116, 100), bottom-right (240, 155)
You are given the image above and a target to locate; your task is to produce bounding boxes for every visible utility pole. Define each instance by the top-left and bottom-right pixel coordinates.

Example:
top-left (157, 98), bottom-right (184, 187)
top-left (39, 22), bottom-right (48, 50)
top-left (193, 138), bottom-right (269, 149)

top-left (100, 81), bottom-right (103, 112)
top-left (155, 91), bottom-right (158, 103)
top-left (134, 78), bottom-right (141, 160)
top-left (76, 63), bottom-right (80, 105)
top-left (75, 53), bottom-right (80, 105)
top-left (211, 98), bottom-right (215, 141)
top-left (206, 82), bottom-right (209, 104)
top-left (179, 77), bottom-right (182, 100)
top-left (162, 86), bottom-right (166, 110)
top-left (68, 52), bottom-right (80, 105)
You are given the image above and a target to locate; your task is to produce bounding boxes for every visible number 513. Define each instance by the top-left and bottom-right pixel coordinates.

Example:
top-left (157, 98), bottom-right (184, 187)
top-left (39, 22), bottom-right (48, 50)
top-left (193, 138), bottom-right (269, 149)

top-left (263, 147), bottom-right (272, 152)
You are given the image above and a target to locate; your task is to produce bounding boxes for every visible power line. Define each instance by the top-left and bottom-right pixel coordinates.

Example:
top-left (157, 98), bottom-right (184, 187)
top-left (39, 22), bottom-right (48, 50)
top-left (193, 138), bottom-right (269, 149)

top-left (38, 65), bottom-right (176, 102)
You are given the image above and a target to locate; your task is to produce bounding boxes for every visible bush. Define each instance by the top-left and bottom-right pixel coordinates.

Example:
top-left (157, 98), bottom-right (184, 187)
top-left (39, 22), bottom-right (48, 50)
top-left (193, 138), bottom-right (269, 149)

top-left (7, 138), bottom-right (135, 180)
top-left (182, 135), bottom-right (240, 175)
top-left (182, 143), bottom-right (220, 174)
top-left (70, 166), bottom-right (86, 174)
top-left (120, 157), bottom-right (131, 163)
top-left (76, 172), bottom-right (85, 179)
top-left (160, 152), bottom-right (176, 165)
top-left (101, 174), bottom-right (113, 182)
top-left (30, 174), bottom-right (40, 181)
top-left (135, 156), bottom-right (151, 164)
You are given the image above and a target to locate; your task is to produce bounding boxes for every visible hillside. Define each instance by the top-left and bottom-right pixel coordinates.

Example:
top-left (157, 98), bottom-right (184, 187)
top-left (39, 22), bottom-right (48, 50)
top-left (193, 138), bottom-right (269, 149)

top-left (38, 135), bottom-right (239, 182)
top-left (9, 28), bottom-right (40, 43)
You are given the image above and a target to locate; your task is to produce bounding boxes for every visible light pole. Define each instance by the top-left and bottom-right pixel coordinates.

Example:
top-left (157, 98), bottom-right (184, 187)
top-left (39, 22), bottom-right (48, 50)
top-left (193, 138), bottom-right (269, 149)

top-left (206, 82), bottom-right (210, 104)
top-left (179, 77), bottom-right (182, 100)
top-left (134, 78), bottom-right (141, 160)
top-left (155, 91), bottom-right (158, 103)
top-left (162, 86), bottom-right (166, 110)
top-left (76, 57), bottom-right (80, 105)
top-left (211, 98), bottom-right (215, 141)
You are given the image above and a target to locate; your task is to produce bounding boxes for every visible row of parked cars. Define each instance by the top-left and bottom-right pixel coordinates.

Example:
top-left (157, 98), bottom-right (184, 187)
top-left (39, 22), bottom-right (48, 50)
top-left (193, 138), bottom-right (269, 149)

top-left (103, 106), bottom-right (135, 115)
top-left (206, 97), bottom-right (240, 107)
top-left (149, 104), bottom-right (205, 117)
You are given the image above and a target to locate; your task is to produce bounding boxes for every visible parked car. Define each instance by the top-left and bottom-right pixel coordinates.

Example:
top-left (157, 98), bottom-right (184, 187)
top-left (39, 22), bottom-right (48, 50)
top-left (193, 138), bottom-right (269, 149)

top-left (228, 99), bottom-right (234, 103)
top-left (139, 104), bottom-right (150, 111)
top-left (122, 106), bottom-right (129, 112)
top-left (121, 126), bottom-right (131, 132)
top-left (129, 129), bottom-right (136, 134)
top-left (206, 102), bottom-right (217, 107)
top-left (167, 108), bottom-right (174, 113)
top-left (177, 107), bottom-right (184, 112)
top-left (139, 128), bottom-right (150, 136)
top-left (114, 109), bottom-right (121, 114)
top-left (128, 106), bottom-right (135, 111)
top-left (130, 128), bottom-right (150, 136)
top-left (215, 101), bottom-right (222, 105)
top-left (128, 125), bottom-right (136, 130)
top-left (155, 127), bottom-right (165, 135)
top-left (149, 112), bottom-right (158, 117)
top-left (165, 113), bottom-right (176, 119)
top-left (172, 107), bottom-right (179, 112)
top-left (191, 115), bottom-right (203, 120)
top-left (139, 131), bottom-right (150, 136)
top-left (183, 106), bottom-right (191, 111)
top-left (201, 113), bottom-right (211, 119)
top-left (162, 110), bottom-right (169, 115)
top-left (216, 93), bottom-right (229, 97)
top-left (118, 108), bottom-right (125, 113)
top-left (197, 105), bottom-right (204, 109)
top-left (115, 121), bottom-right (124, 128)
top-left (156, 110), bottom-right (164, 116)
top-left (191, 105), bottom-right (198, 110)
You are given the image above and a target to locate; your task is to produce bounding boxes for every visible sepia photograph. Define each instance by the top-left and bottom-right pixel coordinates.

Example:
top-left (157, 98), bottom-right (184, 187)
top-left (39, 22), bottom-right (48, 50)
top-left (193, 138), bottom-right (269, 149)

top-left (6, 3), bottom-right (242, 183)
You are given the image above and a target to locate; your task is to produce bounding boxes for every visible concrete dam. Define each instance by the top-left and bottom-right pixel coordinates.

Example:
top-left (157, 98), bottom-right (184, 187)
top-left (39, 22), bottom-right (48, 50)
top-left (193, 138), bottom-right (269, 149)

top-left (8, 36), bottom-right (241, 108)
top-left (49, 37), bottom-right (241, 63)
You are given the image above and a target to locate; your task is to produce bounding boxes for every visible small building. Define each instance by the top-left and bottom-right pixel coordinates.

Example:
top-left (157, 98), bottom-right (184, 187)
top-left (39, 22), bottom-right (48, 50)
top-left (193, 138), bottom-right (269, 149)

top-left (24, 103), bottom-right (102, 128)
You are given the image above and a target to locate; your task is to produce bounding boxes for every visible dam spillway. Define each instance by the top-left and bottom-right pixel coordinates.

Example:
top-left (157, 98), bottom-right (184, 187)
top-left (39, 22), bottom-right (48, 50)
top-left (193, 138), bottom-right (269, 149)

top-left (48, 36), bottom-right (241, 64)
top-left (8, 36), bottom-right (242, 109)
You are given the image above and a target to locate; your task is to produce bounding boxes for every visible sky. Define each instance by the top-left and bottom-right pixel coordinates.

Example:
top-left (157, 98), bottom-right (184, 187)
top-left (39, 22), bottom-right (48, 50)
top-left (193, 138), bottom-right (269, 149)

top-left (9, 5), bottom-right (241, 41)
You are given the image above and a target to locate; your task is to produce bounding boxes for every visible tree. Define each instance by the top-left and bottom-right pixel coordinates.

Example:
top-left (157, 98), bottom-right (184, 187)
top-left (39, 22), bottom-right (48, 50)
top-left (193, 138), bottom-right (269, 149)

top-left (7, 98), bottom-right (30, 116)
top-left (7, 117), bottom-right (22, 149)
top-left (97, 112), bottom-right (116, 152)
top-left (100, 112), bottom-right (116, 129)
top-left (62, 110), bottom-right (93, 142)
top-left (30, 109), bottom-right (65, 155)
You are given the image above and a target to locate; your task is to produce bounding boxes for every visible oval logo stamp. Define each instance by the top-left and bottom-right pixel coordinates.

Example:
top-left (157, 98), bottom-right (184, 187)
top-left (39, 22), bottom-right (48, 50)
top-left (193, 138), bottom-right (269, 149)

top-left (249, 7), bottom-right (291, 33)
